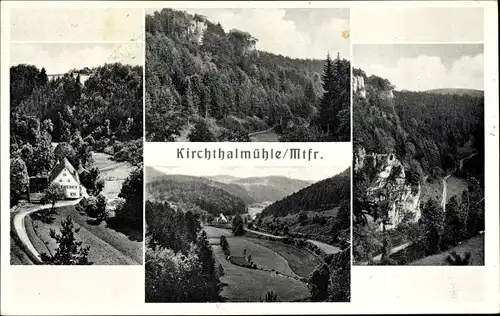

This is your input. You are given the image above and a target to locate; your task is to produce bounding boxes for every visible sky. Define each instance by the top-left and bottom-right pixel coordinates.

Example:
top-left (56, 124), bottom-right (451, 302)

top-left (10, 43), bottom-right (143, 74)
top-left (153, 165), bottom-right (348, 182)
top-left (354, 44), bottom-right (484, 91)
top-left (147, 8), bottom-right (350, 59)
top-left (10, 8), bottom-right (144, 42)
top-left (351, 7), bottom-right (484, 42)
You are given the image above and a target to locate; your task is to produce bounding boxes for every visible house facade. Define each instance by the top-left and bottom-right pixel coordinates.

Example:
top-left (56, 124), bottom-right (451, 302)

top-left (48, 157), bottom-right (81, 199)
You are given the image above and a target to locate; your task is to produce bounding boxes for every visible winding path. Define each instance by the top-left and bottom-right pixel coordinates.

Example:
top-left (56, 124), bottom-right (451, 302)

top-left (244, 228), bottom-right (341, 255)
top-left (12, 188), bottom-right (87, 264)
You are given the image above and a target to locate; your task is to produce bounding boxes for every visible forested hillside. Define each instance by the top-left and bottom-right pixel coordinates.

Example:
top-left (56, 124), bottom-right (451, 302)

top-left (352, 68), bottom-right (485, 264)
top-left (145, 201), bottom-right (221, 302)
top-left (260, 168), bottom-right (350, 217)
top-left (10, 63), bottom-right (143, 205)
top-left (146, 178), bottom-right (247, 216)
top-left (353, 68), bottom-right (484, 181)
top-left (145, 168), bottom-right (256, 204)
top-left (145, 9), bottom-right (350, 142)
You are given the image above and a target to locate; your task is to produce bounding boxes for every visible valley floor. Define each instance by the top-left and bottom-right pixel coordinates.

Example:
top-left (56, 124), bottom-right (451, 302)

top-left (203, 225), bottom-right (315, 302)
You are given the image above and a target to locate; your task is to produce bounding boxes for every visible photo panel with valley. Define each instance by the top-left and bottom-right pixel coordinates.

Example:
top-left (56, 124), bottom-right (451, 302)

top-left (9, 11), bottom-right (145, 266)
top-left (145, 165), bottom-right (351, 302)
top-left (145, 8), bottom-right (351, 142)
top-left (352, 44), bottom-right (485, 266)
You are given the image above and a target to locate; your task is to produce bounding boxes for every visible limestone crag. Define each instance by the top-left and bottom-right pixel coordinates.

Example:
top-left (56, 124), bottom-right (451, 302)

top-left (355, 147), bottom-right (421, 229)
top-left (352, 75), bottom-right (367, 99)
top-left (188, 20), bottom-right (207, 44)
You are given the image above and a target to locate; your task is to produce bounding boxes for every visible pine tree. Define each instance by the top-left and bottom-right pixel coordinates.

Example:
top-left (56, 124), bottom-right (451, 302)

top-left (39, 67), bottom-right (48, 86)
top-left (40, 216), bottom-right (92, 265)
top-left (319, 53), bottom-right (336, 136)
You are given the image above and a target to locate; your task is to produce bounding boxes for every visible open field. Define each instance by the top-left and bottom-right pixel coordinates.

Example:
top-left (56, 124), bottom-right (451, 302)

top-left (226, 237), bottom-right (296, 277)
top-left (212, 245), bottom-right (309, 302)
top-left (249, 130), bottom-right (280, 142)
top-left (92, 151), bottom-right (134, 208)
top-left (247, 237), bottom-right (322, 278)
top-left (410, 234), bottom-right (484, 266)
top-left (203, 225), bottom-right (310, 301)
top-left (27, 206), bottom-right (141, 265)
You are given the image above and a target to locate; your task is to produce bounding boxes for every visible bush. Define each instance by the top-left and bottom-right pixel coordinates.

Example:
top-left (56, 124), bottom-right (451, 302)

top-left (188, 120), bottom-right (217, 142)
top-left (232, 214), bottom-right (245, 236)
top-left (220, 235), bottom-right (230, 256)
top-left (261, 291), bottom-right (278, 302)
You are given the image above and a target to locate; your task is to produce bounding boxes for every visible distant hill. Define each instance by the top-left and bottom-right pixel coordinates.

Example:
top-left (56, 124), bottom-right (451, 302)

top-left (145, 166), bottom-right (168, 183)
top-left (145, 167), bottom-right (310, 204)
top-left (231, 176), bottom-right (312, 202)
top-left (208, 175), bottom-right (241, 183)
top-left (146, 178), bottom-right (247, 216)
top-left (425, 88), bottom-right (484, 97)
top-left (260, 168), bottom-right (350, 217)
top-left (145, 168), bottom-right (255, 204)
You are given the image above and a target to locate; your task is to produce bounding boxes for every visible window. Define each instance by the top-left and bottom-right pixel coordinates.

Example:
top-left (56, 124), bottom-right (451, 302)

top-left (63, 173), bottom-right (67, 177)
top-left (67, 179), bottom-right (70, 183)
top-left (70, 193), bottom-right (76, 196)
top-left (59, 179), bottom-right (62, 183)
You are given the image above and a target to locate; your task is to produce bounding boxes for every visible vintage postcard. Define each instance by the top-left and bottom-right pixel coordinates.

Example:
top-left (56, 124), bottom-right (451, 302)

top-left (0, 1), bottom-right (498, 315)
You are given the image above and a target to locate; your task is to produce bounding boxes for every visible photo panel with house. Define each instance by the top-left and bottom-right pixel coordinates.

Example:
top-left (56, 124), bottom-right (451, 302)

top-left (10, 40), bottom-right (144, 265)
top-left (145, 164), bottom-right (351, 302)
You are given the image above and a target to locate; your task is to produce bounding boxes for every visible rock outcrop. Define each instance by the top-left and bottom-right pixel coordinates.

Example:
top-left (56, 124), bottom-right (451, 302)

top-left (352, 75), bottom-right (367, 99)
top-left (188, 20), bottom-right (207, 44)
top-left (355, 147), bottom-right (421, 229)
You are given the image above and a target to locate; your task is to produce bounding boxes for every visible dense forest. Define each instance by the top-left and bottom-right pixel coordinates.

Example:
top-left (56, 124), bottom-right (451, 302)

top-left (145, 201), bottom-right (221, 302)
top-left (10, 63), bottom-right (143, 207)
top-left (260, 168), bottom-right (350, 217)
top-left (145, 9), bottom-right (350, 142)
top-left (353, 68), bottom-right (484, 182)
top-left (352, 68), bottom-right (485, 264)
top-left (146, 178), bottom-right (247, 216)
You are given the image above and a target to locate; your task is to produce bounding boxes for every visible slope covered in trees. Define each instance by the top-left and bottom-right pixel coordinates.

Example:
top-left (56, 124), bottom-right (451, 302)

top-left (145, 168), bottom-right (256, 204)
top-left (146, 178), bottom-right (247, 216)
top-left (10, 63), bottom-right (143, 205)
top-left (145, 201), bottom-right (221, 302)
top-left (353, 68), bottom-right (484, 181)
top-left (260, 168), bottom-right (350, 218)
top-left (352, 68), bottom-right (485, 264)
top-left (145, 9), bottom-right (350, 142)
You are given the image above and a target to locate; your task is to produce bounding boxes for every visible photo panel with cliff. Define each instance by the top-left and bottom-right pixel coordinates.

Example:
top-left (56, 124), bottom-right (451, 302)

top-left (145, 165), bottom-right (351, 302)
top-left (352, 43), bottom-right (485, 266)
top-left (145, 8), bottom-right (351, 142)
top-left (9, 8), bottom-right (145, 265)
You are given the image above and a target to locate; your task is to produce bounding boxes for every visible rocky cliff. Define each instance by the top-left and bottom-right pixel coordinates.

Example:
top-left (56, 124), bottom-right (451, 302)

top-left (355, 146), bottom-right (421, 229)
top-left (188, 19), bottom-right (207, 44)
top-left (352, 75), bottom-right (367, 99)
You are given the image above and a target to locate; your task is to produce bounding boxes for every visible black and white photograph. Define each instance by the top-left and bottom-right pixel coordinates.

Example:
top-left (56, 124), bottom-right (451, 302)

top-left (145, 8), bottom-right (351, 142)
top-left (352, 44), bottom-right (485, 266)
top-left (145, 165), bottom-right (351, 302)
top-left (9, 41), bottom-right (144, 265)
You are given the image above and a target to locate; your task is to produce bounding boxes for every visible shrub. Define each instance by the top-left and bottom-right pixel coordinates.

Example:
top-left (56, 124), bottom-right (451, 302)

top-left (261, 291), bottom-right (278, 302)
top-left (188, 120), bottom-right (217, 142)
